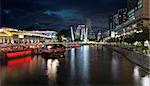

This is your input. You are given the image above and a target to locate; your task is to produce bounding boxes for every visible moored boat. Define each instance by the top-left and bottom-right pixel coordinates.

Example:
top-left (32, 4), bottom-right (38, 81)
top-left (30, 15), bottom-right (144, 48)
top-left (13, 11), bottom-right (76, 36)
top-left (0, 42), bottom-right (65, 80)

top-left (41, 44), bottom-right (66, 59)
top-left (0, 44), bottom-right (33, 61)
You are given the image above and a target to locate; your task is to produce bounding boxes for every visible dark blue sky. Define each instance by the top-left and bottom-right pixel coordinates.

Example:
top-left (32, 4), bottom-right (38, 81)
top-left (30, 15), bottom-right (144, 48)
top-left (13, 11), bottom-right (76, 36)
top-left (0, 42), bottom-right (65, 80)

top-left (1, 0), bottom-right (127, 32)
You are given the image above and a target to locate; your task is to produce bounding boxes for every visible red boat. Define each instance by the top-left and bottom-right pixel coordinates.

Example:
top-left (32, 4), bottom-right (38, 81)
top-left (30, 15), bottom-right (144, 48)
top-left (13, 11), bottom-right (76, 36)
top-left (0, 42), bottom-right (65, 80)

top-left (70, 43), bottom-right (81, 47)
top-left (5, 49), bottom-right (33, 59)
top-left (0, 44), bottom-right (33, 60)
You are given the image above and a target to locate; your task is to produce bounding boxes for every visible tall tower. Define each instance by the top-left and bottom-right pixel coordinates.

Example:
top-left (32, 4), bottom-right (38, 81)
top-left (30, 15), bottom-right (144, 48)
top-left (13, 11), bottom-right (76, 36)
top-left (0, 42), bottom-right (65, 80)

top-left (79, 25), bottom-right (87, 42)
top-left (70, 26), bottom-right (75, 42)
top-left (86, 19), bottom-right (96, 40)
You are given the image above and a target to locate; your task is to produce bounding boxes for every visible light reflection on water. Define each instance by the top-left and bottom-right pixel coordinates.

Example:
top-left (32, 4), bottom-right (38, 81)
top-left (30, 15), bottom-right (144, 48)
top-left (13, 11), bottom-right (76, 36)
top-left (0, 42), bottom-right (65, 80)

top-left (141, 75), bottom-right (150, 86)
top-left (112, 55), bottom-right (120, 81)
top-left (82, 45), bottom-right (90, 83)
top-left (0, 45), bottom-right (149, 86)
top-left (78, 45), bottom-right (90, 84)
top-left (133, 66), bottom-right (150, 86)
top-left (47, 59), bottom-right (59, 85)
top-left (70, 48), bottom-right (75, 81)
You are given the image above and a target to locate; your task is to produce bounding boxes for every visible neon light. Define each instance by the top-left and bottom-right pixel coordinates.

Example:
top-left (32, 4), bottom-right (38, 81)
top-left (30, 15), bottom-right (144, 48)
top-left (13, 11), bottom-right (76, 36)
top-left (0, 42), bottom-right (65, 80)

top-left (6, 50), bottom-right (32, 59)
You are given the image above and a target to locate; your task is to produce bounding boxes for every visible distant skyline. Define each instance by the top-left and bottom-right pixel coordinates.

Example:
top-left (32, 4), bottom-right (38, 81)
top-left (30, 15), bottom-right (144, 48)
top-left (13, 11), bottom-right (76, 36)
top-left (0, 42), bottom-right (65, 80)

top-left (1, 0), bottom-right (127, 32)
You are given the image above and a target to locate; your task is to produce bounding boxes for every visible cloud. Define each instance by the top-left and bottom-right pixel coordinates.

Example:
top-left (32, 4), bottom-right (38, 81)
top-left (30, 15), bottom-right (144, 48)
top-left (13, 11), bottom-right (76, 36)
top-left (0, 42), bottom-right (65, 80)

top-left (43, 10), bottom-right (54, 16)
top-left (3, 10), bottom-right (11, 14)
top-left (43, 9), bottom-right (84, 20)
top-left (56, 9), bottom-right (83, 19)
top-left (1, 0), bottom-right (127, 32)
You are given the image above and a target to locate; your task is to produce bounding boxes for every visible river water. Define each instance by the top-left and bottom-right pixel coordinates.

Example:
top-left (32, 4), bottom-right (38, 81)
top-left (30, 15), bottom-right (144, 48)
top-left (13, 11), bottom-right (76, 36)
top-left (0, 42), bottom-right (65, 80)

top-left (0, 45), bottom-right (149, 86)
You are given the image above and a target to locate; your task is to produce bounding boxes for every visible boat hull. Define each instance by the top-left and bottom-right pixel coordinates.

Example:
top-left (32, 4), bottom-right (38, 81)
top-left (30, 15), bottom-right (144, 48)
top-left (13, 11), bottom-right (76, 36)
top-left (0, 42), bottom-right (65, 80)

top-left (41, 52), bottom-right (65, 59)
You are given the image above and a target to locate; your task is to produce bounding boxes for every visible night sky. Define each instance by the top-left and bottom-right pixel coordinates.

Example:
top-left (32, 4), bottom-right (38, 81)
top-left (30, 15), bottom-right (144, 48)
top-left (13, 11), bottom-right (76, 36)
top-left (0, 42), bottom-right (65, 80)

top-left (1, 0), bottom-right (127, 32)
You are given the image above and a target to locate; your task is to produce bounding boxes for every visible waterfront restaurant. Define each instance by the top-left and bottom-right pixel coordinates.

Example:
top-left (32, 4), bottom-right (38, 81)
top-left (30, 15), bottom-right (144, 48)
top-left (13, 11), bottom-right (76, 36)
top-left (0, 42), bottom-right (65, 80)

top-left (0, 27), bottom-right (58, 44)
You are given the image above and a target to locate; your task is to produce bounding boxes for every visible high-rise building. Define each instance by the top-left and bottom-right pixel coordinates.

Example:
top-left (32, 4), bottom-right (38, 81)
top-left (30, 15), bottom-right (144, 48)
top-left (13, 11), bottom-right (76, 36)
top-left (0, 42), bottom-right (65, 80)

top-left (70, 24), bottom-right (88, 42)
top-left (106, 0), bottom-right (150, 42)
top-left (86, 19), bottom-right (96, 40)
top-left (113, 14), bottom-right (119, 29)
top-left (109, 16), bottom-right (113, 31)
top-left (118, 9), bottom-right (128, 24)
top-left (127, 0), bottom-right (139, 11)
top-left (127, 0), bottom-right (150, 28)
top-left (109, 8), bottom-right (128, 35)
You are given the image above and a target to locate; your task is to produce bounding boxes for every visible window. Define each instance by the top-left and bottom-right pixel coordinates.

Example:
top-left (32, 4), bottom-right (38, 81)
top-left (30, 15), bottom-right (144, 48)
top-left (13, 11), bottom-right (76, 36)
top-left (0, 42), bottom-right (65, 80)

top-left (138, 4), bottom-right (142, 9)
top-left (138, 0), bottom-right (143, 9)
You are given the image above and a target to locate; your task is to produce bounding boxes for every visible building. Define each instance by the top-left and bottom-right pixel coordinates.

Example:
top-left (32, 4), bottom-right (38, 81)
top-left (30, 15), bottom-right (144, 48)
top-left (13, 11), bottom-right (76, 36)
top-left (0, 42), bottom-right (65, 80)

top-left (109, 16), bottom-right (114, 32)
top-left (105, 0), bottom-right (150, 42)
top-left (31, 31), bottom-right (58, 42)
top-left (70, 24), bottom-right (88, 42)
top-left (127, 0), bottom-right (150, 28)
top-left (118, 9), bottom-right (128, 24)
top-left (114, 0), bottom-right (150, 35)
top-left (86, 19), bottom-right (96, 40)
top-left (109, 8), bottom-right (128, 35)
top-left (0, 27), bottom-right (58, 44)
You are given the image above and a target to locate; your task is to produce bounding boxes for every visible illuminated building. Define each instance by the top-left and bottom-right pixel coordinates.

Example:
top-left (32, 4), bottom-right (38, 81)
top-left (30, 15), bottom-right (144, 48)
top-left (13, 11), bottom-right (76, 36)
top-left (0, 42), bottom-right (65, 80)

top-left (108, 8), bottom-right (128, 37)
top-left (127, 0), bottom-right (150, 28)
top-left (118, 9), bottom-right (128, 24)
top-left (70, 24), bottom-right (88, 42)
top-left (105, 0), bottom-right (149, 42)
top-left (109, 8), bottom-right (128, 31)
top-left (31, 30), bottom-right (58, 42)
top-left (86, 19), bottom-right (96, 40)
top-left (70, 26), bottom-right (75, 41)
top-left (0, 27), bottom-right (58, 44)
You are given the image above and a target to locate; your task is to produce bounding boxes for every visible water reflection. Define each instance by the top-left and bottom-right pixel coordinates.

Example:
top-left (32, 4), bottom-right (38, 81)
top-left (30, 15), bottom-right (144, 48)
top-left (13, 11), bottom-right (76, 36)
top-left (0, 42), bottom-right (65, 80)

top-left (0, 56), bottom-right (33, 85)
top-left (7, 56), bottom-right (32, 70)
top-left (82, 45), bottom-right (90, 83)
top-left (133, 66), bottom-right (141, 86)
top-left (112, 55), bottom-right (120, 81)
top-left (70, 48), bottom-right (75, 81)
top-left (47, 59), bottom-right (59, 85)
top-left (69, 46), bottom-right (90, 84)
top-left (0, 45), bottom-right (149, 86)
top-left (133, 66), bottom-right (140, 80)
top-left (141, 75), bottom-right (150, 86)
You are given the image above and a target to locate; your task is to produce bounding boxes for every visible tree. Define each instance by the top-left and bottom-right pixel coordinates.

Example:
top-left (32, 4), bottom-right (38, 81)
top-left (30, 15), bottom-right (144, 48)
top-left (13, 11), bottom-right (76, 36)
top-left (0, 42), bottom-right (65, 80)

top-left (124, 27), bottom-right (149, 44)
